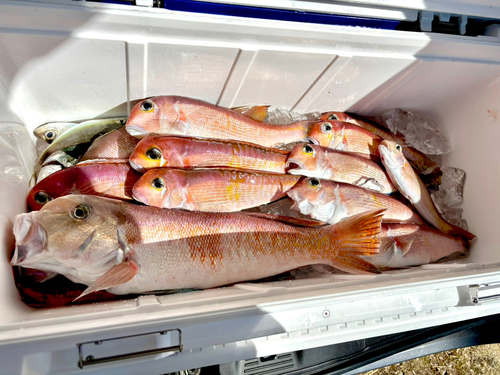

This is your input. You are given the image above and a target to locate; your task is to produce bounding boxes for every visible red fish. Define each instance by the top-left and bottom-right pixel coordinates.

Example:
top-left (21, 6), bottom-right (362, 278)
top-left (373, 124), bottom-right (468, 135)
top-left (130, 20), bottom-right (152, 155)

top-left (27, 160), bottom-right (141, 211)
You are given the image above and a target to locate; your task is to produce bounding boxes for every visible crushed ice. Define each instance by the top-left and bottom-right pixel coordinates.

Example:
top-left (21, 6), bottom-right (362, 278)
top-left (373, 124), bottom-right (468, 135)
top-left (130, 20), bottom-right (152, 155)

top-left (378, 109), bottom-right (452, 155)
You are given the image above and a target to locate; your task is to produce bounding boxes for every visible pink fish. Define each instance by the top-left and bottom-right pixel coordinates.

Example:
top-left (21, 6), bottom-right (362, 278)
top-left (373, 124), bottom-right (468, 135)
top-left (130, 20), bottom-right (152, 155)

top-left (126, 96), bottom-right (314, 148)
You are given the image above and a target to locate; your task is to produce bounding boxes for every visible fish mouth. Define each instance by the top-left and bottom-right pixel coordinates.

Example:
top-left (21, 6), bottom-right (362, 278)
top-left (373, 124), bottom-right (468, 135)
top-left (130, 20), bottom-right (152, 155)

top-left (378, 144), bottom-right (403, 169)
top-left (129, 159), bottom-right (146, 173)
top-left (285, 158), bottom-right (307, 174)
top-left (11, 212), bottom-right (47, 265)
top-left (126, 125), bottom-right (148, 138)
top-left (307, 137), bottom-right (319, 145)
top-left (132, 188), bottom-right (149, 205)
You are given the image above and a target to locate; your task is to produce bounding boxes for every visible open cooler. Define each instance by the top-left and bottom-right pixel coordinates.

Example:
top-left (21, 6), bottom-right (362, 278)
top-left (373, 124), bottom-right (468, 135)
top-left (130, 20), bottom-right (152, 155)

top-left (1, 0), bottom-right (500, 374)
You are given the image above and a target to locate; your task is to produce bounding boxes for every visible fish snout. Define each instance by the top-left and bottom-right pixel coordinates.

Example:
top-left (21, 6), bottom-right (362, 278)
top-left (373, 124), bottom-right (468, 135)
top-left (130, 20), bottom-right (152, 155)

top-left (306, 136), bottom-right (319, 145)
top-left (129, 159), bottom-right (147, 173)
top-left (126, 125), bottom-right (149, 138)
top-left (132, 187), bottom-right (149, 205)
top-left (11, 212), bottom-right (47, 265)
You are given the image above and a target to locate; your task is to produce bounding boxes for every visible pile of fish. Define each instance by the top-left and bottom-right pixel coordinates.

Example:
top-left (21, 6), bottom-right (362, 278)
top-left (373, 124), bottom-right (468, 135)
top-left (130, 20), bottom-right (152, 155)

top-left (11, 95), bottom-right (475, 303)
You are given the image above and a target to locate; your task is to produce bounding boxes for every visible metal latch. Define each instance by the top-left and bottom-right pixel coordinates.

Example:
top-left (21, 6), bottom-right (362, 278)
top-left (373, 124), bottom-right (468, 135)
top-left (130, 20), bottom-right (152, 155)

top-left (77, 329), bottom-right (182, 368)
top-left (469, 283), bottom-right (500, 305)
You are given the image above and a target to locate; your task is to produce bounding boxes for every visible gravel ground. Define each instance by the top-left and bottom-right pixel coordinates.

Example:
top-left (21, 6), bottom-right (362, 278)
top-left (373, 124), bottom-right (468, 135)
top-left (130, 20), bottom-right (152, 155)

top-left (360, 344), bottom-right (500, 375)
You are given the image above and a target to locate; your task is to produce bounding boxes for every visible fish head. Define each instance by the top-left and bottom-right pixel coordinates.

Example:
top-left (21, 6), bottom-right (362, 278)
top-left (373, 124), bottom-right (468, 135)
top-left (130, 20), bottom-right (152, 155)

top-left (319, 112), bottom-right (348, 122)
top-left (132, 169), bottom-right (186, 209)
top-left (287, 177), bottom-right (340, 222)
top-left (378, 140), bottom-right (406, 170)
top-left (33, 123), bottom-right (76, 144)
top-left (308, 120), bottom-right (345, 149)
top-left (11, 195), bottom-right (127, 285)
top-left (285, 143), bottom-right (330, 178)
top-left (127, 97), bottom-right (180, 138)
top-left (129, 136), bottom-right (165, 172)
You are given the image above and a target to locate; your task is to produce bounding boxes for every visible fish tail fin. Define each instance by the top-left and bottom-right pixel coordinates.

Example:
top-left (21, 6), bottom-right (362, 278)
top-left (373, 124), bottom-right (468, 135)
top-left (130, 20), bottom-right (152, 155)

top-left (448, 224), bottom-right (476, 241)
top-left (231, 105), bottom-right (270, 122)
top-left (325, 209), bottom-right (386, 274)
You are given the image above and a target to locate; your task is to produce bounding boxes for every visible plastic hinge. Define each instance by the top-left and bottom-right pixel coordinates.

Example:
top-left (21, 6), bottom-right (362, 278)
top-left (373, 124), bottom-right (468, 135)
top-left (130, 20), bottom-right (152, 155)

top-left (468, 282), bottom-right (500, 305)
top-left (419, 10), bottom-right (468, 35)
top-left (77, 329), bottom-right (183, 368)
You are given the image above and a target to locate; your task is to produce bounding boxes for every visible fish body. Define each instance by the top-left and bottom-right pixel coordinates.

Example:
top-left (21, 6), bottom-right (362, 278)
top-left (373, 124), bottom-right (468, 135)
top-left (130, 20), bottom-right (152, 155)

top-left (378, 140), bottom-right (475, 240)
top-left (34, 117), bottom-right (127, 178)
top-left (81, 127), bottom-right (139, 162)
top-left (364, 223), bottom-right (468, 268)
top-left (286, 143), bottom-right (396, 194)
top-left (321, 112), bottom-right (438, 175)
top-left (126, 96), bottom-right (313, 148)
top-left (27, 160), bottom-right (141, 211)
top-left (308, 120), bottom-right (382, 157)
top-left (288, 178), bottom-right (423, 225)
top-left (129, 136), bottom-right (289, 173)
top-left (132, 168), bottom-right (300, 212)
top-left (33, 122), bottom-right (78, 144)
top-left (11, 195), bottom-right (385, 296)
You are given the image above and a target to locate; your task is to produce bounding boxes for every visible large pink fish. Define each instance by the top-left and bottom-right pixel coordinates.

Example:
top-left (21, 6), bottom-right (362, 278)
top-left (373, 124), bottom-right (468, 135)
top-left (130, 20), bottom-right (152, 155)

top-left (126, 96), bottom-right (314, 148)
top-left (11, 195), bottom-right (385, 298)
top-left (129, 136), bottom-right (288, 173)
top-left (132, 168), bottom-right (300, 212)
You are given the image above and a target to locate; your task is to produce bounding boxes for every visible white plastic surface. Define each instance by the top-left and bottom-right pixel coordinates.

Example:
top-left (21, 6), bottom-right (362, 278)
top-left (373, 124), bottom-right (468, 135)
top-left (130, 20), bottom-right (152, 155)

top-left (0, 1), bottom-right (500, 374)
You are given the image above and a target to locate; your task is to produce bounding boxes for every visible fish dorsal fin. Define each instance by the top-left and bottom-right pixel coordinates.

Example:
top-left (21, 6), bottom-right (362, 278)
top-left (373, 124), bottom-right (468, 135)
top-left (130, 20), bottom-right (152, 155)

top-left (241, 212), bottom-right (327, 227)
top-left (231, 105), bottom-right (270, 122)
top-left (74, 259), bottom-right (138, 301)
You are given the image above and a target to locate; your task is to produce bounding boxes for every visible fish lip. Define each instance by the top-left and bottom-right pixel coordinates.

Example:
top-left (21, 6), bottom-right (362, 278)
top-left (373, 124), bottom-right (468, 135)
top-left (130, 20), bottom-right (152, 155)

top-left (132, 188), bottom-right (149, 205)
top-left (307, 137), bottom-right (319, 145)
top-left (126, 125), bottom-right (148, 138)
top-left (129, 159), bottom-right (146, 173)
top-left (285, 158), bottom-right (307, 174)
top-left (11, 213), bottom-right (47, 265)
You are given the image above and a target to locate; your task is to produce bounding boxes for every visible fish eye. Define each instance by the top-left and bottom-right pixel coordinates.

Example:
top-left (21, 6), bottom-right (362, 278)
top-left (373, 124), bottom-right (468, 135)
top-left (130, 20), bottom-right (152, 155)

top-left (395, 144), bottom-right (402, 152)
top-left (146, 147), bottom-right (162, 161)
top-left (328, 114), bottom-right (338, 121)
top-left (72, 204), bottom-right (90, 220)
top-left (34, 191), bottom-right (52, 205)
top-left (44, 130), bottom-right (56, 143)
top-left (141, 99), bottom-right (154, 112)
top-left (321, 122), bottom-right (333, 133)
top-left (308, 178), bottom-right (321, 188)
top-left (152, 177), bottom-right (164, 190)
top-left (302, 144), bottom-right (315, 155)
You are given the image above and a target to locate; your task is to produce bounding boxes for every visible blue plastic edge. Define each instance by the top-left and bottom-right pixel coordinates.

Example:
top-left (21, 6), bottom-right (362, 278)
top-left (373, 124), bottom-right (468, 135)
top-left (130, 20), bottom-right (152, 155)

top-left (163, 0), bottom-right (401, 29)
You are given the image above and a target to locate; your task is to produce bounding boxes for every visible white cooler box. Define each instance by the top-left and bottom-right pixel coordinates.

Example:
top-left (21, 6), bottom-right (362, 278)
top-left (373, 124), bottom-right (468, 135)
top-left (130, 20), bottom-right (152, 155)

top-left (0, 1), bottom-right (500, 374)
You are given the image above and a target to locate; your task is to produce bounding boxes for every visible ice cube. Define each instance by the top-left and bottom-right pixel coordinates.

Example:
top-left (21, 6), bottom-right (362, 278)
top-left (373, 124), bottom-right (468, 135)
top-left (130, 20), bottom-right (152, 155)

top-left (431, 166), bottom-right (466, 210)
top-left (380, 109), bottom-right (452, 155)
top-left (440, 166), bottom-right (465, 206)
top-left (257, 198), bottom-right (303, 218)
top-left (265, 107), bottom-right (320, 124)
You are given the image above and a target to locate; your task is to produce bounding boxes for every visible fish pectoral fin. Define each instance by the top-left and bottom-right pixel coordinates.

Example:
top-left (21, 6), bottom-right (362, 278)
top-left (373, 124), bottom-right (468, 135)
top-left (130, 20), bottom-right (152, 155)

top-left (74, 259), bottom-right (139, 301)
top-left (231, 105), bottom-right (270, 122)
top-left (241, 212), bottom-right (327, 227)
top-left (396, 234), bottom-right (416, 256)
